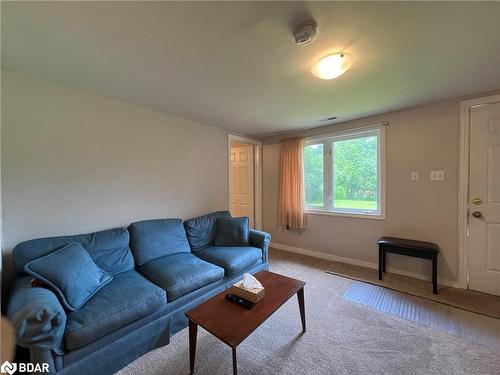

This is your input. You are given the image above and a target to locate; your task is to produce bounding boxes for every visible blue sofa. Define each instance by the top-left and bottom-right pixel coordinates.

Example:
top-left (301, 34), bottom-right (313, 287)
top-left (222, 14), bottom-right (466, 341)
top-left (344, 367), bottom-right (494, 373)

top-left (7, 211), bottom-right (270, 374)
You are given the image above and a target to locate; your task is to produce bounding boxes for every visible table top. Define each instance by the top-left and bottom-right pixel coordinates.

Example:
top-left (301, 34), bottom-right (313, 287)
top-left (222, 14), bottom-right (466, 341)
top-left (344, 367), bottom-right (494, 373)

top-left (185, 270), bottom-right (305, 348)
top-left (378, 236), bottom-right (439, 253)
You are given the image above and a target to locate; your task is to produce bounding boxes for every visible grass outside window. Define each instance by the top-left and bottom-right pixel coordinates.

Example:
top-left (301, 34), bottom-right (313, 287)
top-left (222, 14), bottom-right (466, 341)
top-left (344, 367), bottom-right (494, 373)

top-left (303, 126), bottom-right (385, 218)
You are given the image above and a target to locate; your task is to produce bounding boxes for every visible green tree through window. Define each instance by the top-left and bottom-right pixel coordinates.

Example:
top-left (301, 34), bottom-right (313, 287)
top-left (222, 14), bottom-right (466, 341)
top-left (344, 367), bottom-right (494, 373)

top-left (303, 128), bottom-right (382, 215)
top-left (304, 144), bottom-right (323, 207)
top-left (333, 136), bottom-right (377, 210)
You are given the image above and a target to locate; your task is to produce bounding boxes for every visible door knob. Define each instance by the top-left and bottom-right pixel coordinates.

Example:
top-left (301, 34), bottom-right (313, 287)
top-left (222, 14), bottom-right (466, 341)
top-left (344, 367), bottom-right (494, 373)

top-left (472, 211), bottom-right (482, 218)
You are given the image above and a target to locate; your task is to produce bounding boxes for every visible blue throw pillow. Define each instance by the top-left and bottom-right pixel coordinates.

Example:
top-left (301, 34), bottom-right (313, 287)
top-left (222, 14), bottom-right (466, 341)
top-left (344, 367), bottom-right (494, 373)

top-left (24, 242), bottom-right (113, 311)
top-left (215, 217), bottom-right (250, 246)
top-left (183, 211), bottom-right (231, 250)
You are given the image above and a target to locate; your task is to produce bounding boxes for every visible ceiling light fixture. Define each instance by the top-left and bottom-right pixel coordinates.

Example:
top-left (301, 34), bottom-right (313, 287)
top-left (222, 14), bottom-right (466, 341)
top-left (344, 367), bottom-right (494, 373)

top-left (311, 53), bottom-right (353, 80)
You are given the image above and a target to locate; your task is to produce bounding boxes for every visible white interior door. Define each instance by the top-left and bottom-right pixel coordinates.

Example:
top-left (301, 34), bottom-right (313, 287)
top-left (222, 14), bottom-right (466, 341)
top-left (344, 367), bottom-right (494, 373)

top-left (230, 145), bottom-right (254, 228)
top-left (469, 101), bottom-right (500, 296)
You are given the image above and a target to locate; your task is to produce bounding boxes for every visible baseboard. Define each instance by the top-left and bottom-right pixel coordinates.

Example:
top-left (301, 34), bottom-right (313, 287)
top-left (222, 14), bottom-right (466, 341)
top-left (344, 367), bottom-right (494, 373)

top-left (270, 242), bottom-right (459, 288)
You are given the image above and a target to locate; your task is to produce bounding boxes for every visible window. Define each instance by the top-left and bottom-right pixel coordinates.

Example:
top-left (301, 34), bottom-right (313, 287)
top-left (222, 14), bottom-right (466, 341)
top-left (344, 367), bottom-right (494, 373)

top-left (304, 126), bottom-right (385, 218)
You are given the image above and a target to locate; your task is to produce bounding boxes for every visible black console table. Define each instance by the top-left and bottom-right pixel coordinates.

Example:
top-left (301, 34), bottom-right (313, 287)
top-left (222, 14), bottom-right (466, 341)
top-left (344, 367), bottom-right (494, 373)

top-left (377, 236), bottom-right (439, 294)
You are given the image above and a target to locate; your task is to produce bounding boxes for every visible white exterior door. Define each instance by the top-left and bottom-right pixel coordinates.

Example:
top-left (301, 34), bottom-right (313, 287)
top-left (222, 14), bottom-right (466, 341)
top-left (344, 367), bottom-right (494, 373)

top-left (230, 145), bottom-right (254, 228)
top-left (469, 101), bottom-right (500, 296)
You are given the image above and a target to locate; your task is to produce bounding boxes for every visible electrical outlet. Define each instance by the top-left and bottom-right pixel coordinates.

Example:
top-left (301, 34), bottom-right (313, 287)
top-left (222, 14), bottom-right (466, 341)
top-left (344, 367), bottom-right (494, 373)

top-left (430, 170), bottom-right (445, 181)
top-left (411, 172), bottom-right (419, 181)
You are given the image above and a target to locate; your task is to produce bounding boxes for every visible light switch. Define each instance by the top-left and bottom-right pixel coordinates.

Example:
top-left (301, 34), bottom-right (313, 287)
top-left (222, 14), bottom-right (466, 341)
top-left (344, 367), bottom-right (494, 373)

top-left (411, 172), bottom-right (419, 181)
top-left (431, 170), bottom-right (445, 181)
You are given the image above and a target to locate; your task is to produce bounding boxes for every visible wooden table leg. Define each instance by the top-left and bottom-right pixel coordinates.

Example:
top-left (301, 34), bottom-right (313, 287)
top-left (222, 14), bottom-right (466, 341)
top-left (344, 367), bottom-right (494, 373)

top-left (297, 287), bottom-right (306, 333)
top-left (232, 347), bottom-right (238, 375)
top-left (382, 250), bottom-right (386, 273)
top-left (432, 255), bottom-right (438, 294)
top-left (378, 248), bottom-right (383, 280)
top-left (189, 320), bottom-right (198, 374)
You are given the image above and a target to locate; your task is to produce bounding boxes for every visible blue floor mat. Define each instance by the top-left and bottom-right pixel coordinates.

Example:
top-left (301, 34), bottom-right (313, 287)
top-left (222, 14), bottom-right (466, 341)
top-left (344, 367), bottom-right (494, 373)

top-left (344, 281), bottom-right (500, 351)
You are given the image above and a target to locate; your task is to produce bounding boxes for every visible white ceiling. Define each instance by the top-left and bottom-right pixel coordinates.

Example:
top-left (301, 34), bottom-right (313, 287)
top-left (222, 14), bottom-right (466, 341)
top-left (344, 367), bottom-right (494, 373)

top-left (2, 1), bottom-right (500, 137)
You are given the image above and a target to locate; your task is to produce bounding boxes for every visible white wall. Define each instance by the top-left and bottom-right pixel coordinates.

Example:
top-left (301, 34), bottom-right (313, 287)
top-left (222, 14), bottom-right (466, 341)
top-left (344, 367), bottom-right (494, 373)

top-left (1, 69), bottom-right (481, 287)
top-left (1, 70), bottom-right (229, 261)
top-left (263, 99), bottom-right (461, 284)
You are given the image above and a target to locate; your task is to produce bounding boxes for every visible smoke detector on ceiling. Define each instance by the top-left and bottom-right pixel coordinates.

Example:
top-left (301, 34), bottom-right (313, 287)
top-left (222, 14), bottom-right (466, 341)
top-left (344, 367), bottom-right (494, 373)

top-left (293, 23), bottom-right (318, 45)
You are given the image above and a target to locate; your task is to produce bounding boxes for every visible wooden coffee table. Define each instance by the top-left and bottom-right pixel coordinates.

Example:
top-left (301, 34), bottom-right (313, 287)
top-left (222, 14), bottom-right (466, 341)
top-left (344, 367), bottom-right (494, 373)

top-left (185, 270), bottom-right (306, 375)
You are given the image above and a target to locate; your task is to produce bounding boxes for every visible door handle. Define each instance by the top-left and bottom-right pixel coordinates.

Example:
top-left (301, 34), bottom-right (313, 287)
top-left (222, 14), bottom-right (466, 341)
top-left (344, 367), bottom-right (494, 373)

top-left (472, 211), bottom-right (482, 218)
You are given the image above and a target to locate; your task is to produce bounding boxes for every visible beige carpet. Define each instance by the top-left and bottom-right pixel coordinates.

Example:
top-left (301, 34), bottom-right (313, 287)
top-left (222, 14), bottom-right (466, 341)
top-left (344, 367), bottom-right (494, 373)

top-left (118, 249), bottom-right (500, 375)
top-left (344, 281), bottom-right (500, 350)
top-left (323, 257), bottom-right (500, 319)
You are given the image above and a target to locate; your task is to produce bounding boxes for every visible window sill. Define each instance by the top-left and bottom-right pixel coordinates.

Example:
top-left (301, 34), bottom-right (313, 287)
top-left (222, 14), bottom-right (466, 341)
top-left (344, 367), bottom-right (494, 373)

top-left (305, 209), bottom-right (386, 221)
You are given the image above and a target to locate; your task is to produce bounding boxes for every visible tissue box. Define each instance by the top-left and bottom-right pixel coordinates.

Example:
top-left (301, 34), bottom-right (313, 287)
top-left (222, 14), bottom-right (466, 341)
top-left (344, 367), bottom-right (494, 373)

top-left (233, 281), bottom-right (265, 304)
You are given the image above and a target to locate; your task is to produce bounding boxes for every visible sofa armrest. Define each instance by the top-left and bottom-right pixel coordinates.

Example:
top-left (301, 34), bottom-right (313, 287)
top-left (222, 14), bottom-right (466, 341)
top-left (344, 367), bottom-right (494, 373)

top-left (7, 276), bottom-right (66, 355)
top-left (249, 229), bottom-right (271, 262)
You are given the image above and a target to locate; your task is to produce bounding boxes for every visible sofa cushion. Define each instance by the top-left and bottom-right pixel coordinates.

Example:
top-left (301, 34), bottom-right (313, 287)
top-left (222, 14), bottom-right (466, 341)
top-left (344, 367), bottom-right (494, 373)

top-left (183, 211), bottom-right (231, 251)
top-left (13, 228), bottom-right (134, 276)
top-left (24, 242), bottom-right (113, 311)
top-left (64, 270), bottom-right (166, 350)
top-left (215, 217), bottom-right (250, 247)
top-left (194, 246), bottom-right (262, 277)
top-left (139, 253), bottom-right (224, 301)
top-left (128, 218), bottom-right (191, 266)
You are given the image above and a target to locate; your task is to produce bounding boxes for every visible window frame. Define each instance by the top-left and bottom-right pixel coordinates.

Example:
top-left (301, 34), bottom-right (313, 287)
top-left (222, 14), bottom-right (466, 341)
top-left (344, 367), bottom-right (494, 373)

top-left (304, 125), bottom-right (386, 220)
